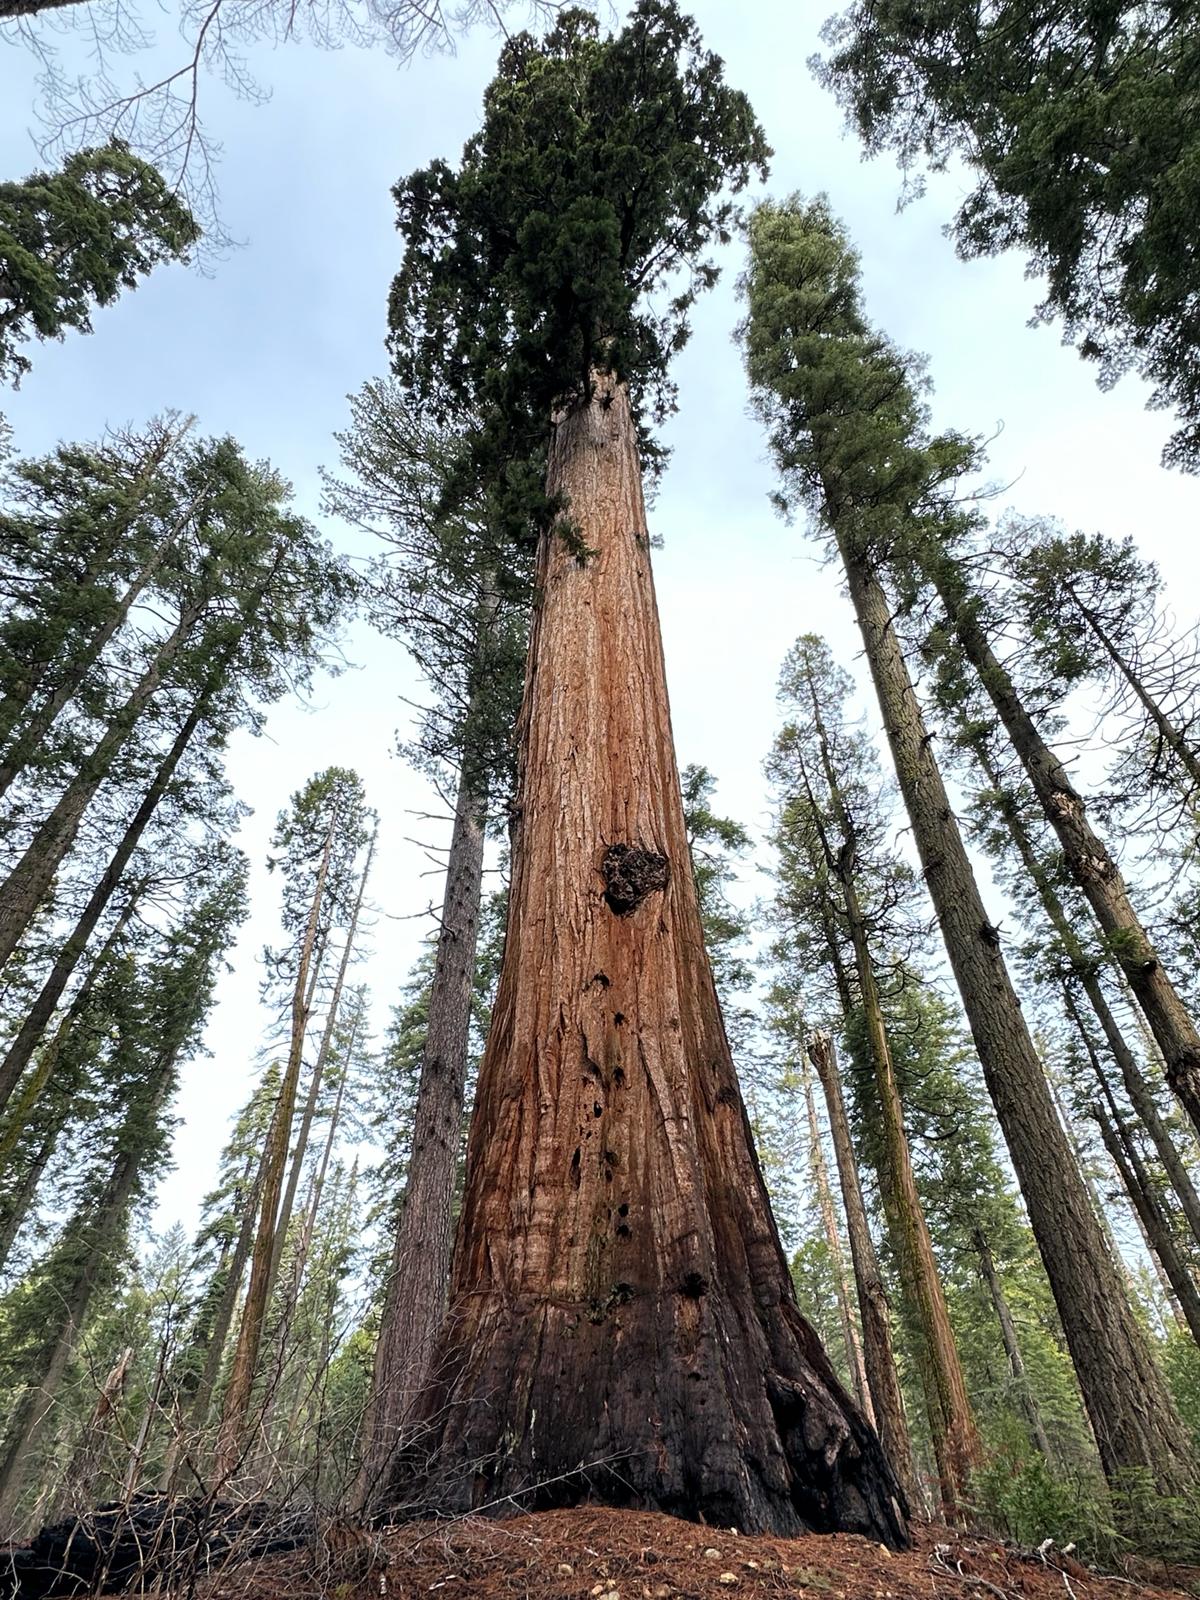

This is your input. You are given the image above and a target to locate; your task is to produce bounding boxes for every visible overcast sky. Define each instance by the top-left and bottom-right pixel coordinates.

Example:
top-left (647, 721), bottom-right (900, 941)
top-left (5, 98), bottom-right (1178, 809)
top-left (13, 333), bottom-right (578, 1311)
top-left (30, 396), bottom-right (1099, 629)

top-left (2, 0), bottom-right (1198, 1238)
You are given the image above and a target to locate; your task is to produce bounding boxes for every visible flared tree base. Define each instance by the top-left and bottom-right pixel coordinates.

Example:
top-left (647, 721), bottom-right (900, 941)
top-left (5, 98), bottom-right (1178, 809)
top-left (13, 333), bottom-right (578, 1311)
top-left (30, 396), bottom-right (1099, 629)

top-left (384, 1284), bottom-right (909, 1544)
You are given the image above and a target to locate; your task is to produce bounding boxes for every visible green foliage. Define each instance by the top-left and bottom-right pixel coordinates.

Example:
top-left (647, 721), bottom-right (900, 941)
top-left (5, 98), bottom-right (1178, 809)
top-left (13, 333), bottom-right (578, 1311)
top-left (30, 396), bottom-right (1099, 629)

top-left (790, 1235), bottom-right (853, 1390)
top-left (388, 0), bottom-right (770, 513)
top-left (973, 1435), bottom-right (1111, 1553)
top-left (264, 767), bottom-right (373, 997)
top-left (742, 194), bottom-right (981, 565)
top-left (680, 763), bottom-right (754, 1037)
top-left (0, 141), bottom-right (198, 384)
top-left (326, 378), bottom-right (532, 805)
top-left (0, 417), bottom-right (358, 819)
top-left (816, 2), bottom-right (1200, 471)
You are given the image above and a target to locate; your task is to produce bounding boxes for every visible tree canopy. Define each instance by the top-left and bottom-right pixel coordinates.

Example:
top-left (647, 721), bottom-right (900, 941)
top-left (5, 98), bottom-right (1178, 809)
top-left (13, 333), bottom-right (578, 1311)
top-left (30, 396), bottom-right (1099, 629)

top-left (0, 142), bottom-right (198, 385)
top-left (816, 0), bottom-right (1200, 471)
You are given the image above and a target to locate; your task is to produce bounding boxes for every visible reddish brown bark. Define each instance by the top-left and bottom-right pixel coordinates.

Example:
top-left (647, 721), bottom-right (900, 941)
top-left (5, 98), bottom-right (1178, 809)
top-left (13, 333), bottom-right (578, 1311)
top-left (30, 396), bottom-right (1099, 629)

top-left (382, 375), bottom-right (907, 1542)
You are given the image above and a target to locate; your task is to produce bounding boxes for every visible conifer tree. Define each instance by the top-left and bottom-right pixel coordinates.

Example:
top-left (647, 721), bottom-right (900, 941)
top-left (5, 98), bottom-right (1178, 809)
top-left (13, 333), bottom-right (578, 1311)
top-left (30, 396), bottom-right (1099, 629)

top-left (0, 428), bottom-right (354, 986)
top-left (0, 860), bottom-right (246, 1529)
top-left (743, 194), bottom-right (1193, 1494)
top-left (326, 385), bottom-right (532, 1503)
top-left (215, 767), bottom-right (371, 1478)
top-left (767, 633), bottom-right (973, 1516)
top-left (369, 5), bottom-right (906, 1538)
top-left (816, 2), bottom-right (1200, 471)
top-left (0, 143), bottom-right (197, 384)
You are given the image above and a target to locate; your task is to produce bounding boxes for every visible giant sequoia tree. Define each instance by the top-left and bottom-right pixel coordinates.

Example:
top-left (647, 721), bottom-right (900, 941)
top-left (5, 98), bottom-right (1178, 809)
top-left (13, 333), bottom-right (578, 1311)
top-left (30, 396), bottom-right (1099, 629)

top-left (371, 3), bottom-right (907, 1540)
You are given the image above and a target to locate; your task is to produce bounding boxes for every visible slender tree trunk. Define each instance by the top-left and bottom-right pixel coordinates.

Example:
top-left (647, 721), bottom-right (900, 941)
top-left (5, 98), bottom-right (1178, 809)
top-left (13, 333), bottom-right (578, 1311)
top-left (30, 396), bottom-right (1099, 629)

top-left (0, 696), bottom-right (206, 1116)
top-left (215, 814), bottom-right (335, 1479)
top-left (799, 1059), bottom-right (872, 1424)
top-left (804, 669), bottom-right (979, 1520)
top-left (381, 376), bottom-right (907, 1540)
top-left (290, 1006), bottom-right (357, 1303)
top-left (50, 1347), bottom-right (134, 1520)
top-left (808, 1031), bottom-right (920, 1512)
top-left (1080, 1040), bottom-right (1200, 1350)
top-left (0, 541), bottom-right (173, 802)
top-left (846, 914), bottom-right (978, 1521)
top-left (933, 580), bottom-right (1200, 1138)
top-left (0, 603), bottom-right (200, 974)
top-left (0, 1061), bottom-right (168, 1531)
top-left (971, 1230), bottom-right (1054, 1461)
top-left (1094, 1104), bottom-right (1200, 1343)
top-left (160, 1158), bottom-right (265, 1490)
top-left (0, 1124), bottom-right (55, 1274)
top-left (355, 762), bottom-right (488, 1509)
top-left (836, 529), bottom-right (1193, 1492)
top-left (976, 743), bottom-right (1200, 1247)
top-left (0, 893), bottom-right (137, 1167)
top-left (269, 832), bottom-right (375, 1291)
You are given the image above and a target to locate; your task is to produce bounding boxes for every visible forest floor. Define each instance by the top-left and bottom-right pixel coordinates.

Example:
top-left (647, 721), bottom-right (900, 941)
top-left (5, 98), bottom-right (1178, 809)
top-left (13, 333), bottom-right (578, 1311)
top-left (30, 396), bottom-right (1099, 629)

top-left (181, 1507), bottom-right (1198, 1600)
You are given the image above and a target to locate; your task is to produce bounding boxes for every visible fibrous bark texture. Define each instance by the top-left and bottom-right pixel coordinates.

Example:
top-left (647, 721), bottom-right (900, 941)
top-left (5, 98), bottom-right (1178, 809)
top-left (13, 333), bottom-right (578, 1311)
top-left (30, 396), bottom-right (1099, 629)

top-left (382, 376), bottom-right (907, 1543)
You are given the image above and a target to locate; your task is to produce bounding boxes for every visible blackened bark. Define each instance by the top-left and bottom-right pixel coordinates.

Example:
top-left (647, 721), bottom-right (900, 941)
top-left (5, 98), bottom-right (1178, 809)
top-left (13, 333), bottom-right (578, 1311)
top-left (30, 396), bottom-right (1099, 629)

top-left (838, 534), bottom-right (1192, 1492)
top-left (382, 377), bottom-right (908, 1542)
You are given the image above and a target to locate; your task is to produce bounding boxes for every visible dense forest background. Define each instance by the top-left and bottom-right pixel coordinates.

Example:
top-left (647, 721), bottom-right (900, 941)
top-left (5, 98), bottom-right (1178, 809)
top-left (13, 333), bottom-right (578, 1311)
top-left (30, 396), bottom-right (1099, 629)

top-left (3, 0), bottom-right (1200, 1566)
top-left (2, 0), bottom-right (1192, 1232)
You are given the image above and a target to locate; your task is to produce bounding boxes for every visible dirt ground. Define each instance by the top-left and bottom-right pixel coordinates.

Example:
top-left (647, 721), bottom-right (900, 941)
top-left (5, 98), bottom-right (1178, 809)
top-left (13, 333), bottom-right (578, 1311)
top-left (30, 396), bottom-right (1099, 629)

top-left (189, 1506), bottom-right (1198, 1600)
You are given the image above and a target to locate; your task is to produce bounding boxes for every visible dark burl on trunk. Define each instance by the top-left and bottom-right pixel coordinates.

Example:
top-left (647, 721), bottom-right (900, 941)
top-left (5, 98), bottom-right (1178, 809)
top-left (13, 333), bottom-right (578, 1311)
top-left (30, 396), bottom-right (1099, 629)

top-left (381, 375), bottom-right (908, 1544)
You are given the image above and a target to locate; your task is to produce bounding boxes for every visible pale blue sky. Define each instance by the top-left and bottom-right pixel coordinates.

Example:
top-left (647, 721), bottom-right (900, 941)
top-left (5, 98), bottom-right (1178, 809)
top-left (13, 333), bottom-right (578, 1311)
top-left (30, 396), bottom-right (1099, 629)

top-left (2, 0), bottom-right (1197, 1234)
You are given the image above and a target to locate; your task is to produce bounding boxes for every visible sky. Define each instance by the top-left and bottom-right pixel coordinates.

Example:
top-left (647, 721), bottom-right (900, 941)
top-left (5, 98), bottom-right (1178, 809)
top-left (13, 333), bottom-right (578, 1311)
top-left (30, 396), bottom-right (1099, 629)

top-left (2, 0), bottom-right (1198, 1239)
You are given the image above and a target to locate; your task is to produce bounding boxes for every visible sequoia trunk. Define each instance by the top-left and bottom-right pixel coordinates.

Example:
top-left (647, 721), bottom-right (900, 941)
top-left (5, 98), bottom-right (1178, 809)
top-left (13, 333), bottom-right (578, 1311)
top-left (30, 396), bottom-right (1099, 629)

top-left (382, 376), bottom-right (907, 1541)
